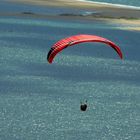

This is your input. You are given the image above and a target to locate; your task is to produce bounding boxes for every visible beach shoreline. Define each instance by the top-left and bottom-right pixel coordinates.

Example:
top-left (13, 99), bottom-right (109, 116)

top-left (8, 0), bottom-right (140, 19)
top-left (4, 0), bottom-right (140, 31)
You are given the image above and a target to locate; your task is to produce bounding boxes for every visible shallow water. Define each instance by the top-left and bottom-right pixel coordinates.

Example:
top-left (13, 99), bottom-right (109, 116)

top-left (0, 2), bottom-right (140, 140)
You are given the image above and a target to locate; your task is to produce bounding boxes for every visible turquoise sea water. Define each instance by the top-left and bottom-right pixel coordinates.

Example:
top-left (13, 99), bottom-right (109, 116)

top-left (0, 1), bottom-right (140, 140)
top-left (84, 0), bottom-right (140, 7)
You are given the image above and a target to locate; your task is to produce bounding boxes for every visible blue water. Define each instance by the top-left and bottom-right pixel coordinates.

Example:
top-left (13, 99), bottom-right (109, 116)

top-left (0, 1), bottom-right (140, 140)
top-left (85, 0), bottom-right (140, 7)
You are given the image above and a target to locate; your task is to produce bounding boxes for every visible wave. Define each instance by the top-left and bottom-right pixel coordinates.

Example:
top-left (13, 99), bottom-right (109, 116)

top-left (76, 0), bottom-right (140, 10)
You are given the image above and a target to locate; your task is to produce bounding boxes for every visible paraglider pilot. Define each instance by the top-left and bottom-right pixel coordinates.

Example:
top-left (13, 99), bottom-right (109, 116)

top-left (80, 100), bottom-right (87, 111)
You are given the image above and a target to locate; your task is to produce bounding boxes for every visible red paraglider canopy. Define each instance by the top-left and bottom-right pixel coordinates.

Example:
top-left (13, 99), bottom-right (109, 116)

top-left (47, 34), bottom-right (123, 63)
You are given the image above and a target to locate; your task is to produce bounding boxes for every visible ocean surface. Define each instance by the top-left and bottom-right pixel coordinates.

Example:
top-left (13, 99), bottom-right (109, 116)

top-left (83, 0), bottom-right (140, 8)
top-left (0, 1), bottom-right (140, 140)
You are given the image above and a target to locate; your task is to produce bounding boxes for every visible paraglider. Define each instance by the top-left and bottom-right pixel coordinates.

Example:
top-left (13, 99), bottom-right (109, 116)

top-left (47, 34), bottom-right (123, 63)
top-left (47, 34), bottom-right (123, 112)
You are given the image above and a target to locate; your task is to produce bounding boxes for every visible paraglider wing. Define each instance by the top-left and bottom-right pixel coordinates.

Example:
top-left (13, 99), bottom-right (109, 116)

top-left (47, 34), bottom-right (123, 63)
